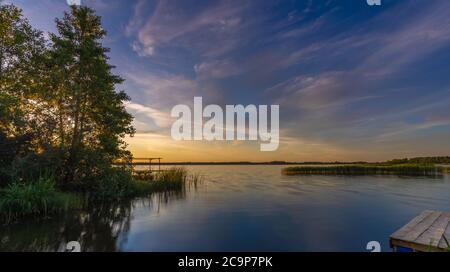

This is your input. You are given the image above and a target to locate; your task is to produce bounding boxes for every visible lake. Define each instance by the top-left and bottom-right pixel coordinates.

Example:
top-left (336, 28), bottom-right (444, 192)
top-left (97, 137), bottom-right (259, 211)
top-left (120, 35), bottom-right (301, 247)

top-left (1, 165), bottom-right (450, 252)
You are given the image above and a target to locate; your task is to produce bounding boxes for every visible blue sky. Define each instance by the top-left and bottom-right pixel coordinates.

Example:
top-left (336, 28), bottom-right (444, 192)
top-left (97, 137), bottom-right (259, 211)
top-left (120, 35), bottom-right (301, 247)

top-left (6, 0), bottom-right (450, 162)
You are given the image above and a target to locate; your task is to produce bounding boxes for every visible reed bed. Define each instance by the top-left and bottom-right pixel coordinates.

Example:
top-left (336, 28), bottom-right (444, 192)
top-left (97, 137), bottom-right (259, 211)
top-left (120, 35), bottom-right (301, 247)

top-left (1, 168), bottom-right (201, 224)
top-left (133, 167), bottom-right (202, 194)
top-left (282, 164), bottom-right (444, 176)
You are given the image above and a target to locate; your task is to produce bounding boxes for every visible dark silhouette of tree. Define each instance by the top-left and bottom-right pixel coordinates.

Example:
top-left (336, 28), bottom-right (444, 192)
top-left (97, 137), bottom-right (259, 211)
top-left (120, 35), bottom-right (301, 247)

top-left (1, 4), bottom-right (135, 187)
top-left (0, 4), bottom-right (48, 175)
top-left (48, 6), bottom-right (135, 186)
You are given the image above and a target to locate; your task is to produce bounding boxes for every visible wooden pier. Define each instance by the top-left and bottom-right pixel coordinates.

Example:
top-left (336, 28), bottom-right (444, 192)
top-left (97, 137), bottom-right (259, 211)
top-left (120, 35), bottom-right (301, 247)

top-left (132, 158), bottom-right (163, 173)
top-left (114, 158), bottom-right (166, 179)
top-left (390, 210), bottom-right (450, 252)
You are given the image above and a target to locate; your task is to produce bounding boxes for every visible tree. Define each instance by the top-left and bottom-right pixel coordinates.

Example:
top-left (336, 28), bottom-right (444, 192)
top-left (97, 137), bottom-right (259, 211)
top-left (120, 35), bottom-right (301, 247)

top-left (0, 4), bottom-right (48, 168)
top-left (49, 6), bottom-right (135, 186)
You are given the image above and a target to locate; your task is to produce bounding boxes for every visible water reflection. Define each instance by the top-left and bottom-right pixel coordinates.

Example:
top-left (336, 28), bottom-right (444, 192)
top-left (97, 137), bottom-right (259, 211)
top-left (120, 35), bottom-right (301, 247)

top-left (0, 190), bottom-right (188, 252)
top-left (1, 166), bottom-right (450, 252)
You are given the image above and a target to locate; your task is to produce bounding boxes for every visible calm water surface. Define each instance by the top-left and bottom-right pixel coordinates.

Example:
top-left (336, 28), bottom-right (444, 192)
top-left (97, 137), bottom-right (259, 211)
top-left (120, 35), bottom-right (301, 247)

top-left (1, 165), bottom-right (450, 252)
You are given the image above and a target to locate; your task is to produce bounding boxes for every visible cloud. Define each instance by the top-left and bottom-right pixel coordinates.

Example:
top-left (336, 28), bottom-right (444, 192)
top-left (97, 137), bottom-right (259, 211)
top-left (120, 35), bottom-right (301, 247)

top-left (131, 41), bottom-right (155, 57)
top-left (262, 0), bottom-right (450, 147)
top-left (356, 0), bottom-right (450, 76)
top-left (125, 102), bottom-right (174, 129)
top-left (126, 0), bottom-right (248, 58)
top-left (125, 71), bottom-right (211, 107)
top-left (194, 59), bottom-right (242, 79)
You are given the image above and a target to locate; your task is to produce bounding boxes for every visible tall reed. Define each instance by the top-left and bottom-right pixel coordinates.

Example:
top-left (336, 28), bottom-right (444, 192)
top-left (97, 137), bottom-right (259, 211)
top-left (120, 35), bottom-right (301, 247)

top-left (132, 167), bottom-right (202, 195)
top-left (282, 164), bottom-right (444, 176)
top-left (0, 176), bottom-right (76, 224)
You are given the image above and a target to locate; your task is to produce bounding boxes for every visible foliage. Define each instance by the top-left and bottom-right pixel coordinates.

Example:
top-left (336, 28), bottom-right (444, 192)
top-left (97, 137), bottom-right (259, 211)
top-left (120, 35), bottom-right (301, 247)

top-left (88, 167), bottom-right (136, 201)
top-left (1, 3), bottom-right (135, 188)
top-left (0, 176), bottom-right (75, 224)
top-left (0, 4), bottom-right (48, 167)
top-left (48, 6), bottom-right (135, 186)
top-left (0, 3), bottom-right (141, 224)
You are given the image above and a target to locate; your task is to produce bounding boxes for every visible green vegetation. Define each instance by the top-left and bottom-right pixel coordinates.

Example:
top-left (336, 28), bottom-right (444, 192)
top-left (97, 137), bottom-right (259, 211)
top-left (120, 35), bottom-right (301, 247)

top-left (282, 164), bottom-right (444, 176)
top-left (386, 156), bottom-right (450, 165)
top-left (0, 4), bottom-right (199, 225)
top-left (91, 167), bottom-right (201, 201)
top-left (0, 176), bottom-right (77, 224)
top-left (0, 168), bottom-right (200, 224)
top-left (130, 168), bottom-right (201, 196)
top-left (1, 4), bottom-right (134, 189)
top-left (152, 168), bottom-right (201, 192)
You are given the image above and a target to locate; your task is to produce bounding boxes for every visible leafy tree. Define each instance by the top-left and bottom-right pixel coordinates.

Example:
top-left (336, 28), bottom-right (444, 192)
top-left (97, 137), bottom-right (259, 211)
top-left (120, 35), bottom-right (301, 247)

top-left (49, 6), bottom-right (135, 186)
top-left (0, 4), bottom-right (48, 170)
top-left (1, 4), bottom-right (135, 189)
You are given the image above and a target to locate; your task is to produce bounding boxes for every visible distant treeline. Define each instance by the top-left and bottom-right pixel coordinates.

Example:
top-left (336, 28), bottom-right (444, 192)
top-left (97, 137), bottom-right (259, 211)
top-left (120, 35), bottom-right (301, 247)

top-left (386, 157), bottom-right (450, 165)
top-left (128, 157), bottom-right (450, 166)
top-left (125, 161), bottom-right (370, 166)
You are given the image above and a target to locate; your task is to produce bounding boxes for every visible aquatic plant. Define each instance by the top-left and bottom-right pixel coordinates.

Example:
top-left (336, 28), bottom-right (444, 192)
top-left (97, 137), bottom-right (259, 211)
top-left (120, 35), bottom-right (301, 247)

top-left (135, 168), bottom-right (202, 194)
top-left (282, 164), bottom-right (444, 176)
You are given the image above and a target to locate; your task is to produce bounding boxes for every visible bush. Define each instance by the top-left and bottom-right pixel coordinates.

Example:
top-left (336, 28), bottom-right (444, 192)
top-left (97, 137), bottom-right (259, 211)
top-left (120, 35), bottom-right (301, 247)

top-left (0, 167), bottom-right (11, 187)
top-left (7, 151), bottom-right (64, 185)
top-left (89, 167), bottom-right (137, 201)
top-left (0, 176), bottom-right (74, 224)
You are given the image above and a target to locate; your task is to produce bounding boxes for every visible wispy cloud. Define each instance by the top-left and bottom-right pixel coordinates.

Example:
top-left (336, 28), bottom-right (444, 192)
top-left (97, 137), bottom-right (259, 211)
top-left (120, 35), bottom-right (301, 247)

top-left (264, 0), bottom-right (450, 151)
top-left (13, 0), bottom-right (450, 161)
top-left (125, 102), bottom-right (174, 129)
top-left (194, 59), bottom-right (243, 80)
top-left (126, 0), bottom-right (249, 57)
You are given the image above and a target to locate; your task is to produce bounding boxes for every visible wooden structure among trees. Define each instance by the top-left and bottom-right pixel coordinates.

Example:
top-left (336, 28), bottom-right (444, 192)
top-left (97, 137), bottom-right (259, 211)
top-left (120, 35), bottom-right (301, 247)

top-left (132, 158), bottom-right (163, 173)
top-left (115, 158), bottom-right (165, 181)
top-left (390, 210), bottom-right (450, 252)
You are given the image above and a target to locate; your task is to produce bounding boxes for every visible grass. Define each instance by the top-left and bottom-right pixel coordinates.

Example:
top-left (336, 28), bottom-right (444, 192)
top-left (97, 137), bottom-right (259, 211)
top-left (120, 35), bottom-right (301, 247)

top-left (0, 177), bottom-right (77, 224)
top-left (132, 167), bottom-right (201, 195)
top-left (87, 167), bottom-right (201, 201)
top-left (0, 167), bottom-right (201, 224)
top-left (282, 164), bottom-right (444, 176)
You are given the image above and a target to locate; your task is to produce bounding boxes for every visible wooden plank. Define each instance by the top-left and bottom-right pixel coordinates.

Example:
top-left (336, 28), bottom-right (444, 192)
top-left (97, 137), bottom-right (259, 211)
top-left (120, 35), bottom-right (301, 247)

top-left (438, 212), bottom-right (450, 250)
top-left (415, 212), bottom-right (450, 247)
top-left (401, 211), bottom-right (442, 242)
top-left (390, 238), bottom-right (447, 252)
top-left (390, 210), bottom-right (434, 240)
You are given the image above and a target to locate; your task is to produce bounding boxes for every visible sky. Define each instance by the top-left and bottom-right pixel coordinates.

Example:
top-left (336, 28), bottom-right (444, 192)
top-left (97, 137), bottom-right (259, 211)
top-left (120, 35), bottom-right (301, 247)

top-left (5, 0), bottom-right (450, 162)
